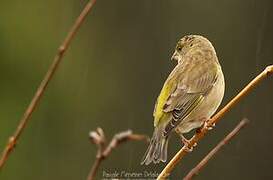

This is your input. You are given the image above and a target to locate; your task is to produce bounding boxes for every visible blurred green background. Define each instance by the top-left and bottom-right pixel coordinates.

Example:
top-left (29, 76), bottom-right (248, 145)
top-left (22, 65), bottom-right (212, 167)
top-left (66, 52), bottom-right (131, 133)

top-left (0, 0), bottom-right (273, 179)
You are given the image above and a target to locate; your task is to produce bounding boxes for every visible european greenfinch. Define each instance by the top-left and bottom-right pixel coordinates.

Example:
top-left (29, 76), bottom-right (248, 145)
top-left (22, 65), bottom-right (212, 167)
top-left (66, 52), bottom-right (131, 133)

top-left (142, 35), bottom-right (225, 165)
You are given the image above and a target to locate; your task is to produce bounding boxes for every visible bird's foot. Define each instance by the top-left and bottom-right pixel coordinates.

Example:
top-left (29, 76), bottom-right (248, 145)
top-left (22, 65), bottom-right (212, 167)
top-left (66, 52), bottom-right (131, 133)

top-left (204, 119), bottom-right (215, 130)
top-left (180, 135), bottom-right (196, 152)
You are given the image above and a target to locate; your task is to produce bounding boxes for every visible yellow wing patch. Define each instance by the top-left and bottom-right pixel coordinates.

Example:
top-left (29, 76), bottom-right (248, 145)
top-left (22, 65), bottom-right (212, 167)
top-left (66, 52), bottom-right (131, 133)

top-left (153, 81), bottom-right (174, 127)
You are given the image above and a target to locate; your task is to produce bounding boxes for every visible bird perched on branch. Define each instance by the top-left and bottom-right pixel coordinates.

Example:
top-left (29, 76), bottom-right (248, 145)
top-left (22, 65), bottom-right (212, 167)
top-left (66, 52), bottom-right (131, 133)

top-left (141, 35), bottom-right (225, 165)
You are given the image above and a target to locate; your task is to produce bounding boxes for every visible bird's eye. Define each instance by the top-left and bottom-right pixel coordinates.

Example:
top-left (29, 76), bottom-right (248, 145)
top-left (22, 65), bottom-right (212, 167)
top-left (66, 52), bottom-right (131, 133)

top-left (190, 44), bottom-right (193, 47)
top-left (178, 47), bottom-right (182, 51)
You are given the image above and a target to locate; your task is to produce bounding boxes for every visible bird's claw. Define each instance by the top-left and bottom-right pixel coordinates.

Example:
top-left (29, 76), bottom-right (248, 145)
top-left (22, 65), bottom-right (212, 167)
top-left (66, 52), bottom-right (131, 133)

top-left (204, 119), bottom-right (215, 130)
top-left (180, 136), bottom-right (196, 152)
top-left (205, 126), bottom-right (213, 130)
top-left (184, 145), bottom-right (193, 152)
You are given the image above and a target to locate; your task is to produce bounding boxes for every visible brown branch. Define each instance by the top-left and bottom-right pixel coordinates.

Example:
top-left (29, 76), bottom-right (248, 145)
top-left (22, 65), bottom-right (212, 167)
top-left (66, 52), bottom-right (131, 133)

top-left (183, 118), bottom-right (249, 180)
top-left (87, 128), bottom-right (149, 180)
top-left (0, 0), bottom-right (97, 170)
top-left (157, 65), bottom-right (273, 179)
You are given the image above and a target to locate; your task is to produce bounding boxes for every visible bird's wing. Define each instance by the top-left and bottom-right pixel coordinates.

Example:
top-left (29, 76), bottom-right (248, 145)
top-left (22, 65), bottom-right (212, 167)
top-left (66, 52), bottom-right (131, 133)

top-left (162, 60), bottom-right (219, 136)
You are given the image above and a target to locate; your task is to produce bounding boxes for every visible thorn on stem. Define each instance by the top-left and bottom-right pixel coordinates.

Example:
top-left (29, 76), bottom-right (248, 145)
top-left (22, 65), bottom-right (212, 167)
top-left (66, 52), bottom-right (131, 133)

top-left (8, 137), bottom-right (16, 150)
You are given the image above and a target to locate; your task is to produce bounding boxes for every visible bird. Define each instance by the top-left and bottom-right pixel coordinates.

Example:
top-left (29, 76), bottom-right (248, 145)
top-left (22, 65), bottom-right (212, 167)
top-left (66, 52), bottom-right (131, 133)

top-left (141, 35), bottom-right (225, 165)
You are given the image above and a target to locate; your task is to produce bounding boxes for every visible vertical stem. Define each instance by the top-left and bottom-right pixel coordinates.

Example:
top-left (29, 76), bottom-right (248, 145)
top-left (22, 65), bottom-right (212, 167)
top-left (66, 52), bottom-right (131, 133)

top-left (0, 0), bottom-right (97, 170)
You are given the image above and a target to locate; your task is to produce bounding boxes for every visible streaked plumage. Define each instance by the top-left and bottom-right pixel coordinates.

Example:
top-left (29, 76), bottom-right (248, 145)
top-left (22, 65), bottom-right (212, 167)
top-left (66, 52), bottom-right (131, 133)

top-left (142, 35), bottom-right (225, 165)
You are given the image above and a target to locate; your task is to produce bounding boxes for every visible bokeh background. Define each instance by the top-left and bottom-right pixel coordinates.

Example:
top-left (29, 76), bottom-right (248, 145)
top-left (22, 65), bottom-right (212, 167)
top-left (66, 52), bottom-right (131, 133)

top-left (0, 0), bottom-right (273, 179)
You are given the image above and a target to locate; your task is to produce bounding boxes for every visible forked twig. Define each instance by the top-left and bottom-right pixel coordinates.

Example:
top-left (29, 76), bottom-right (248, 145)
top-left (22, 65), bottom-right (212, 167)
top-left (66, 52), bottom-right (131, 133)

top-left (87, 128), bottom-right (149, 180)
top-left (0, 0), bottom-right (97, 170)
top-left (157, 65), bottom-right (273, 179)
top-left (183, 118), bottom-right (249, 180)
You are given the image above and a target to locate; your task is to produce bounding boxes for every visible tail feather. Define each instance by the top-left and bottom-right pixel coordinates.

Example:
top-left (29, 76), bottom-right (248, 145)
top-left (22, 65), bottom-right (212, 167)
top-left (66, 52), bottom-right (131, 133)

top-left (141, 127), bottom-right (169, 165)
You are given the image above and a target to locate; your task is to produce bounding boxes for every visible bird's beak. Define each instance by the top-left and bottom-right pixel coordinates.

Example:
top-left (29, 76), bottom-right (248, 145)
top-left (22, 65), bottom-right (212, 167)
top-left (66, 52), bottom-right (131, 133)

top-left (171, 51), bottom-right (179, 61)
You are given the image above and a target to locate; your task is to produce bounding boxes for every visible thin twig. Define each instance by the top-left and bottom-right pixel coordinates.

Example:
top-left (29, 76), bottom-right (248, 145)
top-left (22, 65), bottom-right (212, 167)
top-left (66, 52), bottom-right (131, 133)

top-left (157, 65), bottom-right (273, 179)
top-left (87, 128), bottom-right (149, 180)
top-left (0, 0), bottom-right (97, 170)
top-left (183, 118), bottom-right (249, 180)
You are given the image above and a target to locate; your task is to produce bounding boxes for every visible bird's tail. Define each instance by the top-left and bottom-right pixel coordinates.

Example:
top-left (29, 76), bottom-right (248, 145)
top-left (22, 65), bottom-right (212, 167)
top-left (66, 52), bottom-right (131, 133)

top-left (141, 127), bottom-right (169, 165)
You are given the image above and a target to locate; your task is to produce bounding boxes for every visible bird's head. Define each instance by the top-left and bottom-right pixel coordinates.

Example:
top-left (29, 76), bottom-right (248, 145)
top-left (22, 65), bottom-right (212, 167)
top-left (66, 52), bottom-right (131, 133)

top-left (171, 35), bottom-right (212, 63)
